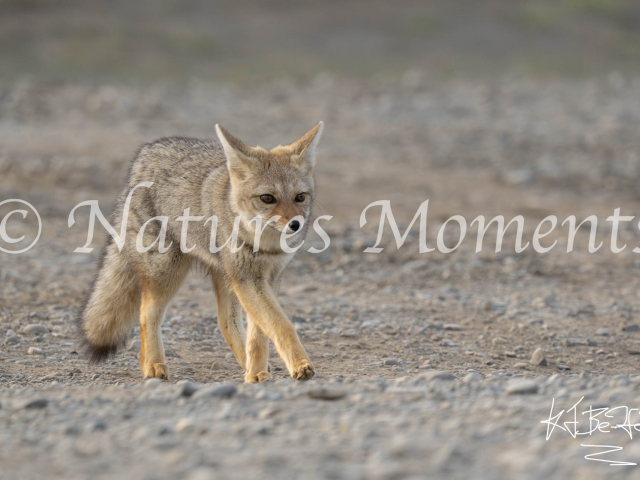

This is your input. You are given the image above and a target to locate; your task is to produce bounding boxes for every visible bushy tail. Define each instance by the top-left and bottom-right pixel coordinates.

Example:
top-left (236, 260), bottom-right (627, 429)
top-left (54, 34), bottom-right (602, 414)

top-left (77, 239), bottom-right (141, 363)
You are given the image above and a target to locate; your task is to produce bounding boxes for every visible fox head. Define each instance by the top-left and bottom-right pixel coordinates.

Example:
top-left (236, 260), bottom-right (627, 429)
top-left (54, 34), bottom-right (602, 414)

top-left (215, 122), bottom-right (323, 245)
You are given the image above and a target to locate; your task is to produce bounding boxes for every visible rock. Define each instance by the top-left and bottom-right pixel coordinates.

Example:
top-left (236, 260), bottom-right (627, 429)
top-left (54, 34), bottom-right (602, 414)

top-left (24, 398), bottom-right (48, 409)
top-left (595, 328), bottom-right (610, 336)
top-left (5, 336), bottom-right (19, 345)
top-left (28, 347), bottom-right (42, 355)
top-left (514, 363), bottom-right (528, 369)
top-left (211, 360), bottom-right (231, 370)
top-left (177, 380), bottom-right (199, 397)
top-left (23, 324), bottom-right (49, 335)
top-left (192, 383), bottom-right (237, 399)
top-left (622, 324), bottom-right (640, 332)
top-left (627, 349), bottom-right (640, 355)
top-left (129, 340), bottom-right (141, 351)
top-left (443, 324), bottom-right (464, 331)
top-left (175, 417), bottom-right (196, 433)
top-left (307, 387), bottom-right (347, 400)
top-left (5, 329), bottom-right (16, 337)
top-left (506, 380), bottom-right (539, 395)
top-left (556, 365), bottom-right (571, 371)
top-left (419, 371), bottom-right (456, 381)
top-left (86, 421), bottom-right (105, 433)
top-left (441, 339), bottom-right (459, 347)
top-left (382, 358), bottom-right (399, 366)
top-left (144, 378), bottom-right (162, 388)
top-left (530, 348), bottom-right (547, 366)
top-left (42, 373), bottom-right (64, 381)
top-left (462, 372), bottom-right (481, 383)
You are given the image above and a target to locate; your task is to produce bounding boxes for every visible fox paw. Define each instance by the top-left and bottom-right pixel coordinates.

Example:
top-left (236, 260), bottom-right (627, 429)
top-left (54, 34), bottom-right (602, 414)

top-left (245, 371), bottom-right (271, 383)
top-left (143, 363), bottom-right (169, 380)
top-left (292, 361), bottom-right (315, 381)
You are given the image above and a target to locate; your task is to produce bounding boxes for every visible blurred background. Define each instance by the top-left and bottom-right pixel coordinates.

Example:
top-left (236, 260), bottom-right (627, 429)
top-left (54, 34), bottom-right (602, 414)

top-left (2, 0), bottom-right (640, 227)
top-left (3, 0), bottom-right (640, 82)
top-left (5, 4), bottom-right (640, 477)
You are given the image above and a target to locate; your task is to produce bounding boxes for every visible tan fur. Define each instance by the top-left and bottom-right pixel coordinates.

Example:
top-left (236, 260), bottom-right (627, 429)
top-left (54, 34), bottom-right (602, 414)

top-left (77, 122), bottom-right (324, 382)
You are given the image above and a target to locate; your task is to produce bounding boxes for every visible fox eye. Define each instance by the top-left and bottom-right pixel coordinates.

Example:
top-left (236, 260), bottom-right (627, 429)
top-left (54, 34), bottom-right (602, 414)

top-left (295, 193), bottom-right (306, 203)
top-left (260, 194), bottom-right (276, 204)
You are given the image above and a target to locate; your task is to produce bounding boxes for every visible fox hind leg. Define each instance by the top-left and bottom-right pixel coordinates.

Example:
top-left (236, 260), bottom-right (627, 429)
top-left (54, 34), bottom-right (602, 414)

top-left (138, 258), bottom-right (190, 380)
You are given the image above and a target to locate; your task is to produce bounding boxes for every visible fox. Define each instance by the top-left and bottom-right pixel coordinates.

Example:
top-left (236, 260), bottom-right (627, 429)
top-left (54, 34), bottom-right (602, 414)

top-left (76, 122), bottom-right (324, 383)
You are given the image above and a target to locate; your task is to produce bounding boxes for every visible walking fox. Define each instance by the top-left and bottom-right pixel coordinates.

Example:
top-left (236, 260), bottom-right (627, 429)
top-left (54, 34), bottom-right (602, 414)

top-left (76, 122), bottom-right (324, 382)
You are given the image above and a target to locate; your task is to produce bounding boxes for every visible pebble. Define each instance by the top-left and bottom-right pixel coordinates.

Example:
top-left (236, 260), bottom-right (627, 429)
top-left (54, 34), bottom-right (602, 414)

top-left (419, 371), bottom-right (456, 381)
top-left (23, 324), bottom-right (49, 335)
top-left (28, 347), bottom-right (43, 355)
top-left (5, 337), bottom-right (19, 345)
top-left (192, 383), bottom-right (237, 399)
top-left (622, 324), bottom-right (640, 332)
top-left (382, 358), bottom-right (400, 366)
top-left (211, 360), bottom-right (231, 370)
top-left (506, 380), bottom-right (539, 395)
top-left (443, 324), bottom-right (464, 331)
top-left (462, 372), bottom-right (481, 383)
top-left (595, 328), bottom-right (610, 336)
top-left (175, 417), bottom-right (196, 433)
top-left (5, 329), bottom-right (16, 337)
top-left (144, 378), bottom-right (162, 388)
top-left (129, 340), bottom-right (141, 351)
top-left (307, 387), bottom-right (347, 400)
top-left (177, 380), bottom-right (199, 397)
top-left (24, 398), bottom-right (49, 409)
top-left (530, 348), bottom-right (547, 366)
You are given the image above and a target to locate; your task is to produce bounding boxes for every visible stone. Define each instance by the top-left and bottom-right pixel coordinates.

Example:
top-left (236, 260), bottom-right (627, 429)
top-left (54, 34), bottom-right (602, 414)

top-left (211, 360), bottom-right (231, 370)
top-left (175, 417), bottom-right (196, 433)
top-left (383, 358), bottom-right (399, 366)
top-left (144, 378), bottom-right (162, 388)
top-left (5, 329), bottom-right (16, 337)
top-left (530, 348), bottom-right (547, 366)
top-left (192, 383), bottom-right (237, 399)
top-left (506, 380), bottom-right (539, 395)
top-left (177, 380), bottom-right (199, 397)
top-left (419, 371), bottom-right (456, 381)
top-left (23, 324), bottom-right (49, 335)
top-left (595, 328), bottom-right (609, 336)
top-left (622, 324), bottom-right (640, 332)
top-left (443, 324), bottom-right (464, 331)
top-left (462, 372), bottom-right (481, 383)
top-left (307, 388), bottom-right (347, 400)
top-left (5, 336), bottom-right (19, 345)
top-left (129, 340), bottom-right (141, 351)
top-left (24, 398), bottom-right (48, 409)
top-left (28, 347), bottom-right (42, 355)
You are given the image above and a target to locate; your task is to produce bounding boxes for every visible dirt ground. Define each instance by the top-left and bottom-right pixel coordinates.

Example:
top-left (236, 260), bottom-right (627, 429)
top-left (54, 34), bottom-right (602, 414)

top-left (5, 1), bottom-right (640, 479)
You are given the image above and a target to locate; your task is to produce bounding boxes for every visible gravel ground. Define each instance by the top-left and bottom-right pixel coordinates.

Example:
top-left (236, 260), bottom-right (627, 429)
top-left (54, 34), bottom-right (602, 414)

top-left (3, 76), bottom-right (640, 478)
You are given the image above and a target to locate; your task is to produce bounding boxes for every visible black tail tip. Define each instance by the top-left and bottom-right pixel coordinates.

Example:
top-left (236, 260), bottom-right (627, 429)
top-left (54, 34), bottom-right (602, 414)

top-left (84, 342), bottom-right (120, 364)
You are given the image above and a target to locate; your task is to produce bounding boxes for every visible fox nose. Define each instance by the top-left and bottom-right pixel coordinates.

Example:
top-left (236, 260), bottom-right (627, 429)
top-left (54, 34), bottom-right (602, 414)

top-left (289, 220), bottom-right (300, 232)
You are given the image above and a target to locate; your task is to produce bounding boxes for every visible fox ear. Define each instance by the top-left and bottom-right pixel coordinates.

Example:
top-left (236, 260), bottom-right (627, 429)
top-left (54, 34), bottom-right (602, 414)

top-left (287, 121), bottom-right (324, 172)
top-left (215, 124), bottom-right (258, 179)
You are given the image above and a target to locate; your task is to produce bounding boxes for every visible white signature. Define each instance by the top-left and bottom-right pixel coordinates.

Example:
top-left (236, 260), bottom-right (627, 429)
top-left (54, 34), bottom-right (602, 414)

top-left (542, 397), bottom-right (639, 466)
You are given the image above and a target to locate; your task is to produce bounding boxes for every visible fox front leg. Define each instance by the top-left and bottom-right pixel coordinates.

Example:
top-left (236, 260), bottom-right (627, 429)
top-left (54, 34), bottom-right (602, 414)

top-left (232, 280), bottom-right (314, 381)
